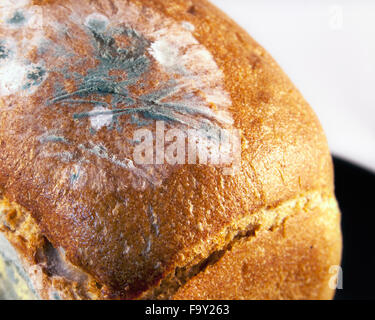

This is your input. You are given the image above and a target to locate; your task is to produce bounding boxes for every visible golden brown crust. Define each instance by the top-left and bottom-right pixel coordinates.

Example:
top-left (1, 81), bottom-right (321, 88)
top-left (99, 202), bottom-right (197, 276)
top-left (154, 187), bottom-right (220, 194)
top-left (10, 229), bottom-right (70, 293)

top-left (0, 197), bottom-right (104, 300)
top-left (173, 191), bottom-right (342, 300)
top-left (0, 0), bottom-right (340, 299)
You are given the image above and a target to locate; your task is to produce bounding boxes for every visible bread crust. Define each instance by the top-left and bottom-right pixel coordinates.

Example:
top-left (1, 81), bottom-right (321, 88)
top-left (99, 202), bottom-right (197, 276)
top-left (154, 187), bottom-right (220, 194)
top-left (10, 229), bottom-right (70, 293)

top-left (0, 197), bottom-right (103, 299)
top-left (0, 0), bottom-right (341, 299)
top-left (173, 190), bottom-right (342, 300)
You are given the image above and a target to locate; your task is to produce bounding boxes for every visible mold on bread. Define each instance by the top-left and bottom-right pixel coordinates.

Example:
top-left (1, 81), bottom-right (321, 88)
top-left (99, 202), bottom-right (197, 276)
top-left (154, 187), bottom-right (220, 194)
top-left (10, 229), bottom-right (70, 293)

top-left (0, 0), bottom-right (341, 299)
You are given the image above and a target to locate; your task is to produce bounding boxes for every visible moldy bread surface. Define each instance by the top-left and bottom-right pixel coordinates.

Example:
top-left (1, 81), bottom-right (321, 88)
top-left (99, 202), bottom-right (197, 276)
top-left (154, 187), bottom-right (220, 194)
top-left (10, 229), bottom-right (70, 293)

top-left (0, 0), bottom-right (341, 299)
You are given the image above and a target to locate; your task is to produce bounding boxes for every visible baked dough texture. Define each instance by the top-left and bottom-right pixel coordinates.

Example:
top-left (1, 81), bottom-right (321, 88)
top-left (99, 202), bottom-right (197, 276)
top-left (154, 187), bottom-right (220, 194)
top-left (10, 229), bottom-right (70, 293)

top-left (0, 0), bottom-right (341, 299)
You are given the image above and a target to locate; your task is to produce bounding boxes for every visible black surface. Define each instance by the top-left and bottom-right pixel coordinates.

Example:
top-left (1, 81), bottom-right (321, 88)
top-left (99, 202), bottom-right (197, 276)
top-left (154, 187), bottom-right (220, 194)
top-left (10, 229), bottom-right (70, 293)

top-left (333, 157), bottom-right (375, 300)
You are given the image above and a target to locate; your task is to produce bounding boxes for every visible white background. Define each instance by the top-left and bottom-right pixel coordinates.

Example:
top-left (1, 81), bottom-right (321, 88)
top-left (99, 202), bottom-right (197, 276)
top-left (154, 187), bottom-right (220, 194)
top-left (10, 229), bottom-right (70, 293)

top-left (211, 0), bottom-right (375, 172)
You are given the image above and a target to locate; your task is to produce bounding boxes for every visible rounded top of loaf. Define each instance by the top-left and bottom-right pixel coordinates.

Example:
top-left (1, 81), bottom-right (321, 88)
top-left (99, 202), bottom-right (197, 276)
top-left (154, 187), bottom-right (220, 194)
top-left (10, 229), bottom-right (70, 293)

top-left (0, 0), bottom-right (333, 298)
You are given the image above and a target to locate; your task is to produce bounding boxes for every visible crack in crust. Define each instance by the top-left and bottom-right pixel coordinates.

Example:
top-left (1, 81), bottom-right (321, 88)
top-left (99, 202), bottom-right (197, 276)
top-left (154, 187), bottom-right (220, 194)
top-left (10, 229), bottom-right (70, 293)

top-left (140, 189), bottom-right (339, 299)
top-left (0, 189), bottom-right (339, 299)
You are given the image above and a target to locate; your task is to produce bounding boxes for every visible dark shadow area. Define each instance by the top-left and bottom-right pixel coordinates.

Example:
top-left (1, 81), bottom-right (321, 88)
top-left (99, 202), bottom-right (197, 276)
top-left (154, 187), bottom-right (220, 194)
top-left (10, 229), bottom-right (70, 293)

top-left (333, 156), bottom-right (375, 300)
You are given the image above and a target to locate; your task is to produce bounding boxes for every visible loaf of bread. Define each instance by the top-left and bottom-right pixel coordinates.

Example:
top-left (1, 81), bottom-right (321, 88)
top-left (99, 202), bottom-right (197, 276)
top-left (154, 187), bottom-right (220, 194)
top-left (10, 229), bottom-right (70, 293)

top-left (0, 0), bottom-right (341, 300)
